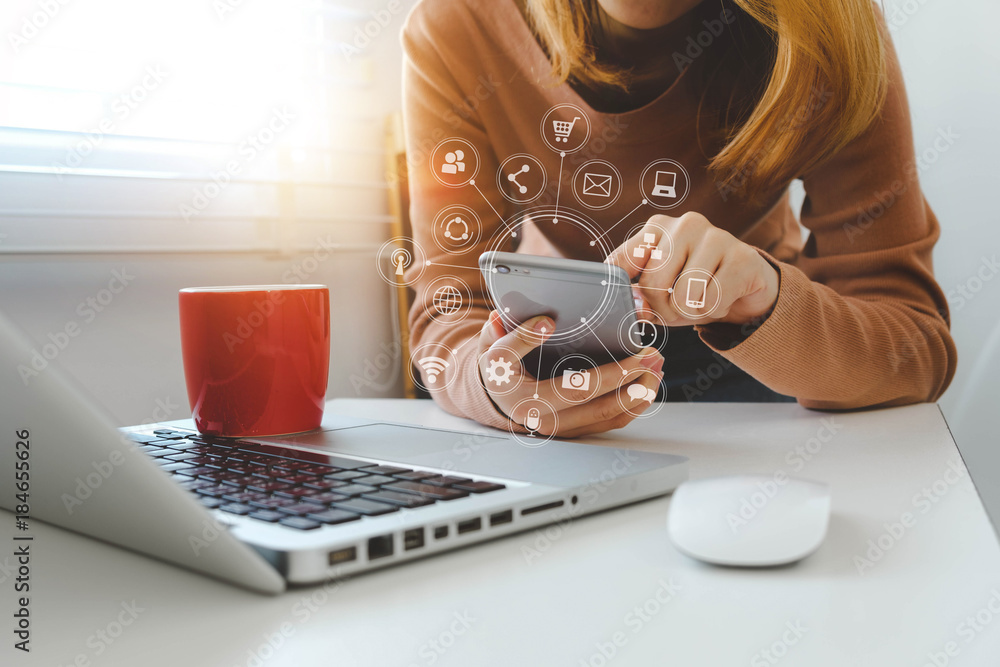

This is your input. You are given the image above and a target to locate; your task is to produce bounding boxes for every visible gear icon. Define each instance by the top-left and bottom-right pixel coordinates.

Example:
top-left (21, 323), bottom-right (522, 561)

top-left (486, 357), bottom-right (515, 386)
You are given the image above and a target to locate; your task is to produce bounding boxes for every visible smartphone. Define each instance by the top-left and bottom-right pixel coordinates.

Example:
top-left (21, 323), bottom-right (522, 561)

top-left (479, 251), bottom-right (648, 379)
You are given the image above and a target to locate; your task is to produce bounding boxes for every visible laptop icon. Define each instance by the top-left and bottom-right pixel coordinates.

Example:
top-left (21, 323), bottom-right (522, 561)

top-left (650, 171), bottom-right (677, 198)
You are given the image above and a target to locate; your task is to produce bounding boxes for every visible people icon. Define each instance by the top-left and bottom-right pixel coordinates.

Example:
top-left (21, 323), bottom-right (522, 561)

top-left (441, 150), bottom-right (466, 175)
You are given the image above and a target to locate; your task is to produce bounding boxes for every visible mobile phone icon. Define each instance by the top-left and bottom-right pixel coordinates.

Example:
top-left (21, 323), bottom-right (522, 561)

top-left (686, 277), bottom-right (708, 309)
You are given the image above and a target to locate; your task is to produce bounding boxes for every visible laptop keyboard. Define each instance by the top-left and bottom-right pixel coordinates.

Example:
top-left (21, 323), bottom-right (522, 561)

top-left (126, 428), bottom-right (506, 531)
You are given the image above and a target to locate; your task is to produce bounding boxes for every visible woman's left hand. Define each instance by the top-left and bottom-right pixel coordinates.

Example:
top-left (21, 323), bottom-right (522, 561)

top-left (605, 212), bottom-right (780, 327)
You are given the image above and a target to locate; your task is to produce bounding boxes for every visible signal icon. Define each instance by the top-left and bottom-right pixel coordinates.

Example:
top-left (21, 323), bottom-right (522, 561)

top-left (417, 356), bottom-right (450, 385)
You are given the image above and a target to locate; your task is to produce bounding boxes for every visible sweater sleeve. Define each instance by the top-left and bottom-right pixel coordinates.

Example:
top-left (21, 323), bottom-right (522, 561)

top-left (400, 1), bottom-right (513, 428)
top-left (697, 14), bottom-right (957, 409)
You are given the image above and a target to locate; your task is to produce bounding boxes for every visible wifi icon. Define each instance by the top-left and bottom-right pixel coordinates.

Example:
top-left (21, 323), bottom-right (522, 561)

top-left (418, 356), bottom-right (450, 384)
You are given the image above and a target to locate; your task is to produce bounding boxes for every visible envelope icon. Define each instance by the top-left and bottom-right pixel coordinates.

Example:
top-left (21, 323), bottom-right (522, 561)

top-left (582, 172), bottom-right (613, 197)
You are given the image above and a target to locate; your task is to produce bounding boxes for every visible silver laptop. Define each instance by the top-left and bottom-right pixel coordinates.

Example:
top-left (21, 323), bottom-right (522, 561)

top-left (0, 311), bottom-right (687, 594)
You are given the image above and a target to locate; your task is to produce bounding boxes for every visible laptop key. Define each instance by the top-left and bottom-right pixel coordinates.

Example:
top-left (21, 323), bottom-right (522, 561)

top-left (144, 448), bottom-right (178, 458)
top-left (302, 492), bottom-right (350, 505)
top-left (196, 484), bottom-right (233, 497)
top-left (393, 470), bottom-right (437, 481)
top-left (164, 441), bottom-right (203, 451)
top-left (219, 503), bottom-right (253, 515)
top-left (165, 452), bottom-right (201, 462)
top-left (248, 496), bottom-right (296, 510)
top-left (199, 497), bottom-right (226, 509)
top-left (276, 474), bottom-right (320, 485)
top-left (306, 509), bottom-right (361, 525)
top-left (177, 478), bottom-right (215, 491)
top-left (277, 502), bottom-right (324, 516)
top-left (160, 462), bottom-right (196, 473)
top-left (422, 475), bottom-right (473, 487)
top-left (222, 491), bottom-right (268, 504)
top-left (174, 466), bottom-right (220, 478)
top-left (324, 470), bottom-right (368, 481)
top-left (248, 510), bottom-right (285, 523)
top-left (453, 481), bottom-right (507, 494)
top-left (246, 481), bottom-right (293, 493)
top-left (330, 498), bottom-right (399, 516)
top-left (383, 481), bottom-right (469, 501)
top-left (362, 490), bottom-right (435, 508)
top-left (278, 517), bottom-right (322, 531)
top-left (298, 464), bottom-right (337, 475)
top-left (332, 484), bottom-right (378, 497)
top-left (274, 487), bottom-right (316, 500)
top-left (126, 433), bottom-right (159, 443)
top-left (359, 465), bottom-right (410, 475)
top-left (351, 474), bottom-right (397, 486)
top-left (303, 479), bottom-right (345, 491)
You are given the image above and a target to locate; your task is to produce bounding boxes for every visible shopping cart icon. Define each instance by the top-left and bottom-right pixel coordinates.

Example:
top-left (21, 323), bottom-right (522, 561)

top-left (552, 116), bottom-right (580, 143)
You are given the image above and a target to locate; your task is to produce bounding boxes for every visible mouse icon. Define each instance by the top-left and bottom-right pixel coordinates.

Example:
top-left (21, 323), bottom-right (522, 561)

top-left (667, 475), bottom-right (831, 567)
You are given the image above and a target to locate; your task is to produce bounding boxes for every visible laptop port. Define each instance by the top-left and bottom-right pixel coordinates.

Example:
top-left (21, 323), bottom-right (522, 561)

top-left (489, 510), bottom-right (513, 526)
top-left (521, 500), bottom-right (565, 516)
top-left (367, 534), bottom-right (394, 560)
top-left (328, 546), bottom-right (357, 565)
top-left (457, 517), bottom-right (482, 534)
top-left (404, 528), bottom-right (425, 551)
top-left (434, 525), bottom-right (449, 540)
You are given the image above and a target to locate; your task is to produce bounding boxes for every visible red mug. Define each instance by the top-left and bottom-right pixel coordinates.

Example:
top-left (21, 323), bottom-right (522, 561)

top-left (179, 285), bottom-right (330, 437)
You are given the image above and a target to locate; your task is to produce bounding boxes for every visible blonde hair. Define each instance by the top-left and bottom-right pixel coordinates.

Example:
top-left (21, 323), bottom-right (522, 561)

top-left (524, 0), bottom-right (888, 198)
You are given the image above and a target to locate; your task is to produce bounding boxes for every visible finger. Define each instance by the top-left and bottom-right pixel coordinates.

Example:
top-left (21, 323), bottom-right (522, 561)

top-left (670, 239), bottom-right (725, 321)
top-left (489, 315), bottom-right (554, 361)
top-left (538, 368), bottom-right (664, 436)
top-left (477, 310), bottom-right (507, 356)
top-left (507, 348), bottom-right (663, 420)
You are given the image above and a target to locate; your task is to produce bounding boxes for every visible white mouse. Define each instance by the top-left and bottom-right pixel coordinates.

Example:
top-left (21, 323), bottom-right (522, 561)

top-left (667, 475), bottom-right (831, 567)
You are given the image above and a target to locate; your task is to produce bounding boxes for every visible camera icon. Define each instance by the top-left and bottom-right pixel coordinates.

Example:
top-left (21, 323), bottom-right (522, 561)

top-left (562, 369), bottom-right (591, 391)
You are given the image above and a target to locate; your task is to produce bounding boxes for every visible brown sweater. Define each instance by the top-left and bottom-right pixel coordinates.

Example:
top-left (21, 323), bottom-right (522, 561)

top-left (400, 0), bottom-right (957, 429)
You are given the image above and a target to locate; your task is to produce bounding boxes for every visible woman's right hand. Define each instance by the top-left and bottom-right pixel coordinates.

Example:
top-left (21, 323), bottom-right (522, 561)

top-left (476, 311), bottom-right (665, 438)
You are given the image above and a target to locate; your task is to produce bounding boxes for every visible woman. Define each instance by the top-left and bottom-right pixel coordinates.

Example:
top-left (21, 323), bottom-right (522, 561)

top-left (399, 0), bottom-right (957, 437)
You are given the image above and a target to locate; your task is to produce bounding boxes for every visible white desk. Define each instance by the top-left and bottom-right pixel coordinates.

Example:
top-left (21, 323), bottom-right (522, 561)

top-left (4, 401), bottom-right (1000, 666)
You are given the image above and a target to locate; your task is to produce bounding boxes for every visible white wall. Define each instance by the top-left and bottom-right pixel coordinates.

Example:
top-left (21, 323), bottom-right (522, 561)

top-left (884, 0), bottom-right (1000, 479)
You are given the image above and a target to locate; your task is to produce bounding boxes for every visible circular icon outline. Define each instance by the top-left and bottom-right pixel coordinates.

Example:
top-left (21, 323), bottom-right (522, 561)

top-left (618, 309), bottom-right (669, 355)
top-left (432, 205), bottom-right (481, 255)
top-left (408, 342), bottom-right (460, 393)
top-left (639, 159), bottom-right (690, 210)
top-left (572, 159), bottom-right (623, 210)
top-left (376, 236), bottom-right (427, 287)
top-left (422, 276), bottom-right (473, 326)
top-left (551, 354), bottom-right (602, 405)
top-left (507, 396), bottom-right (558, 447)
top-left (430, 137), bottom-right (480, 188)
top-left (540, 104), bottom-right (592, 154)
top-left (671, 269), bottom-right (722, 320)
top-left (496, 153), bottom-right (547, 204)
top-left (484, 206), bottom-right (615, 346)
top-left (616, 368), bottom-right (666, 419)
top-left (477, 344), bottom-right (525, 396)
top-left (621, 221), bottom-right (674, 275)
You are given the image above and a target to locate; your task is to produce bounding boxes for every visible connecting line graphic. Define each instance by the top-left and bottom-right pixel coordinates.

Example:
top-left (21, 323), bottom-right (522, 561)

top-left (470, 179), bottom-right (503, 220)
top-left (607, 279), bottom-right (675, 295)
top-left (552, 151), bottom-right (565, 223)
top-left (590, 199), bottom-right (648, 246)
top-left (426, 260), bottom-right (477, 272)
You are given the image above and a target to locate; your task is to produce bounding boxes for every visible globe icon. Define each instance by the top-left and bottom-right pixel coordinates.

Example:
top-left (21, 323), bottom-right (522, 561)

top-left (432, 285), bottom-right (463, 315)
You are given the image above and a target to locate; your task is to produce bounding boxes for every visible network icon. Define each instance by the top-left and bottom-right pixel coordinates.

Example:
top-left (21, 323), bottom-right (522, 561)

top-left (432, 285), bottom-right (463, 315)
top-left (633, 233), bottom-right (663, 261)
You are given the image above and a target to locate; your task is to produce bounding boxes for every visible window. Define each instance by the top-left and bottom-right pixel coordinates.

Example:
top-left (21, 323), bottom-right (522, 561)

top-left (0, 0), bottom-right (405, 253)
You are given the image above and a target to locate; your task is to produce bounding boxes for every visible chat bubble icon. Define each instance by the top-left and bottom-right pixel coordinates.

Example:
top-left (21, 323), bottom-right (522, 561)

top-left (627, 383), bottom-right (657, 403)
